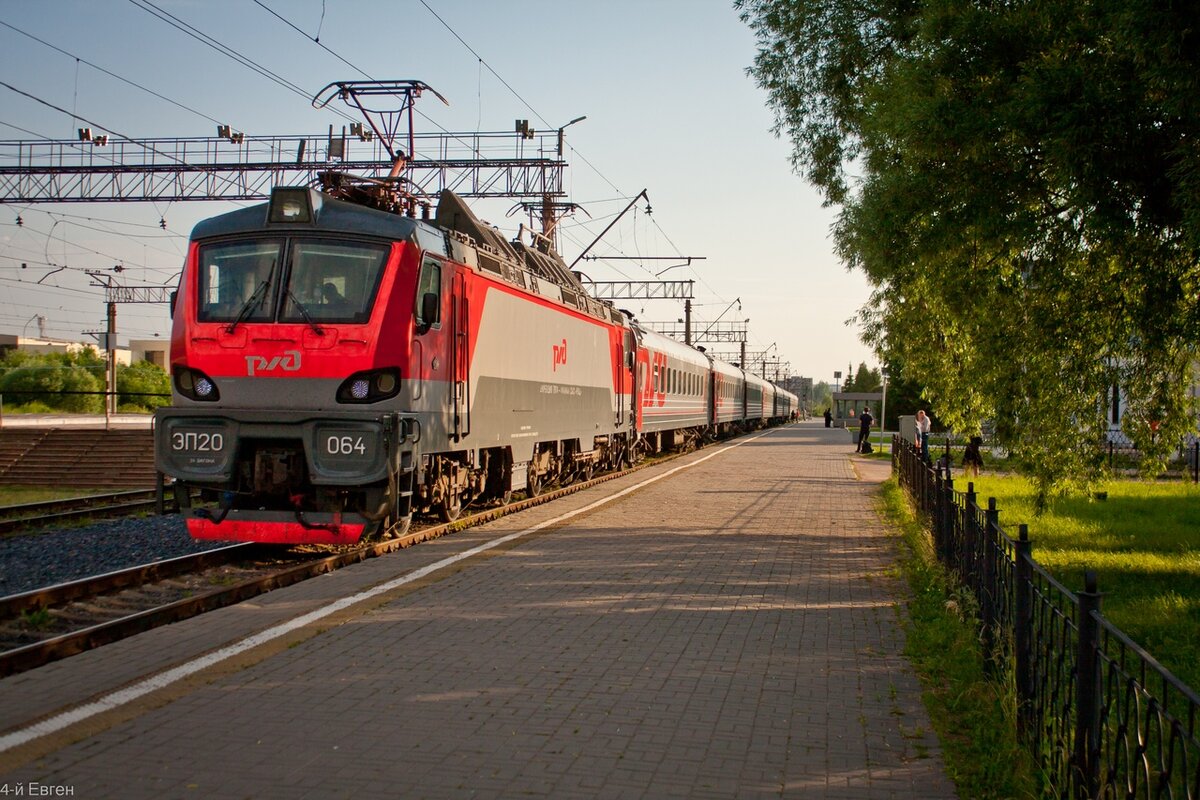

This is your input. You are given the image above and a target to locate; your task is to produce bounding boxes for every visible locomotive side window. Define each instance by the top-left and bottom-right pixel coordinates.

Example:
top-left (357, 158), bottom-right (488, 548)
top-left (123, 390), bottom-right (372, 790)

top-left (280, 240), bottom-right (388, 325)
top-left (197, 241), bottom-right (283, 323)
top-left (415, 258), bottom-right (442, 329)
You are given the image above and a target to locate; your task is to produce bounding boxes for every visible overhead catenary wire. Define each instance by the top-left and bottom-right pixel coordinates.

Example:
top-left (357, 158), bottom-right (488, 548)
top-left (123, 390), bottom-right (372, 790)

top-left (248, 0), bottom-right (493, 163)
top-left (124, 0), bottom-right (357, 126)
top-left (0, 20), bottom-right (228, 129)
top-left (415, 1), bottom-right (627, 197)
top-left (405, 7), bottom-right (727, 310)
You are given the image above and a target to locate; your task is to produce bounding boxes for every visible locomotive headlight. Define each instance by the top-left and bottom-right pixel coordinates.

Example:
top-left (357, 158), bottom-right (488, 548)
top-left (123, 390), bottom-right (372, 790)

top-left (375, 372), bottom-right (397, 394)
top-left (267, 186), bottom-right (321, 224)
top-left (174, 367), bottom-right (220, 401)
top-left (337, 367), bottom-right (401, 404)
top-left (279, 200), bottom-right (304, 220)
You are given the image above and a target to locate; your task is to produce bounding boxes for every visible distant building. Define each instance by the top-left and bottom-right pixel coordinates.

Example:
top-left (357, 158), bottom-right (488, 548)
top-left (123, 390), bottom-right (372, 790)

top-left (0, 335), bottom-right (169, 369)
top-left (0, 334), bottom-right (132, 366)
top-left (129, 338), bottom-right (168, 369)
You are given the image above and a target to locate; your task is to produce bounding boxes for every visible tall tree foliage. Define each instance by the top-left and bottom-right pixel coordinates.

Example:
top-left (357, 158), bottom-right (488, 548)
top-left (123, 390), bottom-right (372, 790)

top-left (844, 361), bottom-right (882, 393)
top-left (738, 0), bottom-right (1200, 501)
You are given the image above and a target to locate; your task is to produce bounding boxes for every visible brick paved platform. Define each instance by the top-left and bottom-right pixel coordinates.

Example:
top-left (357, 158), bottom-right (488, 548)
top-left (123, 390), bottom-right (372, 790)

top-left (0, 422), bottom-right (956, 798)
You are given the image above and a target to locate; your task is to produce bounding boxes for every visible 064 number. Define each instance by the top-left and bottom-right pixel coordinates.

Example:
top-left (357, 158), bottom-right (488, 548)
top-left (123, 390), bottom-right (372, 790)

top-left (326, 435), bottom-right (366, 456)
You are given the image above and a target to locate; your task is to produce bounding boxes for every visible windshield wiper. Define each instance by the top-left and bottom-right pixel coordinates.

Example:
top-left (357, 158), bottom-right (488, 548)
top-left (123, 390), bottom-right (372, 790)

top-left (225, 259), bottom-right (276, 334)
top-left (287, 289), bottom-right (325, 336)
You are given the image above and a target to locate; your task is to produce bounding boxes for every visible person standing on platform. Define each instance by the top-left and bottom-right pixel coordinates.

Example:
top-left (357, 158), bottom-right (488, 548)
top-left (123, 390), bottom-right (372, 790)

top-left (915, 409), bottom-right (931, 461)
top-left (856, 406), bottom-right (874, 453)
top-left (824, 408), bottom-right (832, 428)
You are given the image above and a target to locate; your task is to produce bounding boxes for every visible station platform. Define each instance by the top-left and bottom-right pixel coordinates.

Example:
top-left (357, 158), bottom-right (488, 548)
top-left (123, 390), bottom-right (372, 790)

top-left (0, 422), bottom-right (955, 798)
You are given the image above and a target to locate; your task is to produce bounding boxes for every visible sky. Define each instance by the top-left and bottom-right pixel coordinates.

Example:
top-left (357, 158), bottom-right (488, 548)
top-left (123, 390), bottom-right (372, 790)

top-left (0, 0), bottom-right (876, 385)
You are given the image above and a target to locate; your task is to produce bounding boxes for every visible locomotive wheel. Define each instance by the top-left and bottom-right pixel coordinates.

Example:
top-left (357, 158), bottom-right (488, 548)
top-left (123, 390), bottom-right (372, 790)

top-left (390, 514), bottom-right (413, 537)
top-left (437, 492), bottom-right (462, 522)
top-left (385, 477), bottom-right (414, 538)
top-left (526, 471), bottom-right (543, 497)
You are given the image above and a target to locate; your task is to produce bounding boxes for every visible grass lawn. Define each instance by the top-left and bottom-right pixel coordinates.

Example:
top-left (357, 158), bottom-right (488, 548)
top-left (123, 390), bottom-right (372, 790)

top-left (960, 473), bottom-right (1200, 693)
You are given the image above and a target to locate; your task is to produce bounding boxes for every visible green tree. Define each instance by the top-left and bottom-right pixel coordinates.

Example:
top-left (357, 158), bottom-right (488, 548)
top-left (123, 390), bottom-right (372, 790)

top-left (876, 359), bottom-right (931, 432)
top-left (117, 360), bottom-right (171, 411)
top-left (738, 0), bottom-right (1200, 503)
top-left (811, 380), bottom-right (831, 409)
top-left (844, 362), bottom-right (882, 393)
top-left (0, 348), bottom-right (105, 413)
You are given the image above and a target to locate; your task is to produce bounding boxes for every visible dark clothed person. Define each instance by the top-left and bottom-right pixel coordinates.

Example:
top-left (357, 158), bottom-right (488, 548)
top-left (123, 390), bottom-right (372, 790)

top-left (856, 408), bottom-right (874, 453)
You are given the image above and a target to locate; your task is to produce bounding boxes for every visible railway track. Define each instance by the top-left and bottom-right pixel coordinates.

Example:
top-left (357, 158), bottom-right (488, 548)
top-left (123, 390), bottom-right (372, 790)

top-left (0, 455), bottom-right (657, 677)
top-left (0, 489), bottom-right (167, 536)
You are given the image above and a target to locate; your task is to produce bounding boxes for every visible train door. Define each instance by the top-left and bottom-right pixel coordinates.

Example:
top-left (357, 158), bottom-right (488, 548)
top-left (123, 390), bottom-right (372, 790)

top-left (709, 371), bottom-right (718, 426)
top-left (450, 269), bottom-right (470, 442)
top-left (413, 254), bottom-right (446, 409)
top-left (619, 328), bottom-right (636, 427)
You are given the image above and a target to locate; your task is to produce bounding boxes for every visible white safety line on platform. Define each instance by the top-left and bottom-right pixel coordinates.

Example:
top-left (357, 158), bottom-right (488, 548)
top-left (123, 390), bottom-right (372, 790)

top-left (0, 429), bottom-right (774, 754)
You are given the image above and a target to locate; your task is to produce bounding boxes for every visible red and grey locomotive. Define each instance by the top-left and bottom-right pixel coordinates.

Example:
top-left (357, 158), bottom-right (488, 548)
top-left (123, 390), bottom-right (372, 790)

top-left (155, 185), bottom-right (796, 545)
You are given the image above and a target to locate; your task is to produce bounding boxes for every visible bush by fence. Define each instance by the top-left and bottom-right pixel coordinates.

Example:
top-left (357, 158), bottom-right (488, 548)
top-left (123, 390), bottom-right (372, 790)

top-left (894, 435), bottom-right (1200, 798)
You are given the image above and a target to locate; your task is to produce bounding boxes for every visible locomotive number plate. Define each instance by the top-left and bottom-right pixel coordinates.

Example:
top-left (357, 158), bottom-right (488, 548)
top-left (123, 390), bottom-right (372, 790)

top-left (312, 425), bottom-right (381, 478)
top-left (171, 430), bottom-right (226, 454)
top-left (161, 420), bottom-right (233, 477)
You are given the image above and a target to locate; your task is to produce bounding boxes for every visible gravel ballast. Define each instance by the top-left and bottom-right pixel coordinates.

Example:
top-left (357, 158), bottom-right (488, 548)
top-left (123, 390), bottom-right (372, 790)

top-left (0, 516), bottom-right (237, 596)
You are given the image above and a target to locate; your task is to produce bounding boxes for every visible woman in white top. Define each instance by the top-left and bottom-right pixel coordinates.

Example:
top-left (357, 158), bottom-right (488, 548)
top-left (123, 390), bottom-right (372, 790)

top-left (915, 409), bottom-right (931, 460)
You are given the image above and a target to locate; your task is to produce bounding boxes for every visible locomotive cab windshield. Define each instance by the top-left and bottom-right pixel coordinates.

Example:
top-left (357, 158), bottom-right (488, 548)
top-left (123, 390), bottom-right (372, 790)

top-left (196, 238), bottom-right (389, 326)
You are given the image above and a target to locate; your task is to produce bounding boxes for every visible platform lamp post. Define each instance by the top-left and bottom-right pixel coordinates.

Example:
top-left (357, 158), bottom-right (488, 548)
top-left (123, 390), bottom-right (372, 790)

top-left (878, 367), bottom-right (889, 452)
top-left (833, 370), bottom-right (842, 421)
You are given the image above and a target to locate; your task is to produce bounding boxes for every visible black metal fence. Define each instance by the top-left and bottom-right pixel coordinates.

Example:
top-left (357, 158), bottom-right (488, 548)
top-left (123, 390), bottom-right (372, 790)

top-left (894, 435), bottom-right (1200, 798)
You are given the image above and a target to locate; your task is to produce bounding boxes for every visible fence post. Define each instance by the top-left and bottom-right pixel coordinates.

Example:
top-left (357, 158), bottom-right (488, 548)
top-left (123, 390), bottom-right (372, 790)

top-left (1014, 524), bottom-right (1033, 743)
top-left (931, 465), bottom-right (944, 560)
top-left (1193, 441), bottom-right (1198, 484)
top-left (1074, 570), bottom-right (1102, 800)
top-left (940, 470), bottom-right (955, 565)
top-left (963, 482), bottom-right (977, 583)
top-left (981, 497), bottom-right (999, 671)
